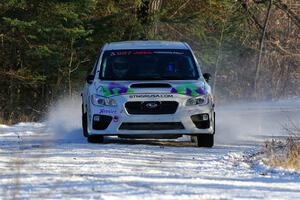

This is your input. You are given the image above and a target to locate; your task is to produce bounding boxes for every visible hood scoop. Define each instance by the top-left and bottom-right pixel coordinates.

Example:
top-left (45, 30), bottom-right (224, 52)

top-left (130, 83), bottom-right (172, 88)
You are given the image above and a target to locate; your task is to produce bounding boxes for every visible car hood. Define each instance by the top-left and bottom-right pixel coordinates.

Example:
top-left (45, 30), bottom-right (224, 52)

top-left (92, 80), bottom-right (209, 97)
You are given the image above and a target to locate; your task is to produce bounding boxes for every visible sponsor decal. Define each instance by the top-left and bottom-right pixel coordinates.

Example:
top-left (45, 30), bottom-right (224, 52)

top-left (98, 82), bottom-right (134, 97)
top-left (99, 108), bottom-right (117, 115)
top-left (154, 51), bottom-right (184, 55)
top-left (129, 94), bottom-right (173, 98)
top-left (115, 51), bottom-right (131, 56)
top-left (133, 51), bottom-right (153, 55)
top-left (170, 84), bottom-right (207, 96)
top-left (110, 50), bottom-right (153, 56)
top-left (97, 86), bottom-right (104, 93)
top-left (97, 83), bottom-right (206, 97)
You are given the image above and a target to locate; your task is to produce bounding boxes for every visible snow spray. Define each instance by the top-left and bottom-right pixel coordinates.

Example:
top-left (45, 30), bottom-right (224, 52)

top-left (46, 95), bottom-right (84, 142)
top-left (215, 99), bottom-right (300, 145)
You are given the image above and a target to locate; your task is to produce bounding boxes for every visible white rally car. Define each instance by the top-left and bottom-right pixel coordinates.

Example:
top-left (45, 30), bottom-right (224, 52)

top-left (82, 41), bottom-right (215, 147)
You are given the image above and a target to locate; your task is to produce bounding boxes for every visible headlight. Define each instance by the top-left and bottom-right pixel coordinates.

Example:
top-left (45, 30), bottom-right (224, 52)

top-left (91, 94), bottom-right (117, 107)
top-left (186, 95), bottom-right (209, 106)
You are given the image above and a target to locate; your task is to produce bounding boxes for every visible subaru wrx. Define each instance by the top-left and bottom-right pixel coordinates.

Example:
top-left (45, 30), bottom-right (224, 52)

top-left (82, 41), bottom-right (215, 147)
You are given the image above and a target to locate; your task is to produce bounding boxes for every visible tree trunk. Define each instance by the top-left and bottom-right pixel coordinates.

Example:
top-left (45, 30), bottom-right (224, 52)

top-left (68, 69), bottom-right (71, 97)
top-left (137, 0), bottom-right (163, 39)
top-left (212, 21), bottom-right (225, 97)
top-left (254, 0), bottom-right (272, 99)
top-left (149, 0), bottom-right (163, 37)
top-left (68, 39), bottom-right (74, 97)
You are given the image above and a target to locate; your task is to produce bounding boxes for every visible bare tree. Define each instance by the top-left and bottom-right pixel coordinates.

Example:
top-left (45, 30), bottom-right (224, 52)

top-left (136, 0), bottom-right (163, 39)
top-left (254, 0), bottom-right (273, 99)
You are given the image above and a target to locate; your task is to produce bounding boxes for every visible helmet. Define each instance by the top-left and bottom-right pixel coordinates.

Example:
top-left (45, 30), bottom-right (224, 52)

top-left (112, 56), bottom-right (129, 78)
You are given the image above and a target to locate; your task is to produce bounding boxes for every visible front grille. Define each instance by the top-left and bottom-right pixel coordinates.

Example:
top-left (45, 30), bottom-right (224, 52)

top-left (119, 122), bottom-right (184, 130)
top-left (125, 101), bottom-right (178, 114)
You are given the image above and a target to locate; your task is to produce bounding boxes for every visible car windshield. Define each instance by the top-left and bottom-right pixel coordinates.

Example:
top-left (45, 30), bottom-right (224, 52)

top-left (100, 49), bottom-right (199, 80)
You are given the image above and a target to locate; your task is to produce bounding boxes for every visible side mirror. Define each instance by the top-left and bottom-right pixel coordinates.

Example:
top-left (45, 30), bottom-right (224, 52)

top-left (203, 73), bottom-right (212, 83)
top-left (86, 75), bottom-right (94, 84)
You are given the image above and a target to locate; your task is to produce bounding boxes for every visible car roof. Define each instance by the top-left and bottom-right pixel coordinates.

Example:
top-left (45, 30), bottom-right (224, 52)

top-left (104, 40), bottom-right (190, 50)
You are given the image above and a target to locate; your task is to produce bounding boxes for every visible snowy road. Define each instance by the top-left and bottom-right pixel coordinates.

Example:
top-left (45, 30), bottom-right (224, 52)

top-left (1, 99), bottom-right (300, 199)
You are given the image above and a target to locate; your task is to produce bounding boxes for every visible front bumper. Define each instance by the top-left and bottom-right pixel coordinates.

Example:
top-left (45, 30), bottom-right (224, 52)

top-left (87, 94), bottom-right (214, 136)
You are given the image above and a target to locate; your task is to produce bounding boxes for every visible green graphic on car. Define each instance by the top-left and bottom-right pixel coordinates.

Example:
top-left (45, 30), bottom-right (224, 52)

top-left (98, 83), bottom-right (206, 97)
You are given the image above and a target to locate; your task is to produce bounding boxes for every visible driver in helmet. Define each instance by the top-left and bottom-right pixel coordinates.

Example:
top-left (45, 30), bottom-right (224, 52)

top-left (112, 56), bottom-right (129, 79)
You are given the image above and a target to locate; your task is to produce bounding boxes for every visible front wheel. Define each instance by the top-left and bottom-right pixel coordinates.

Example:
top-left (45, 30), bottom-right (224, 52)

top-left (82, 110), bottom-right (88, 137)
top-left (195, 134), bottom-right (214, 147)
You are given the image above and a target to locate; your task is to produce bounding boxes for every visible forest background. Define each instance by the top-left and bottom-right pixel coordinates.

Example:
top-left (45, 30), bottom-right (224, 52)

top-left (0, 0), bottom-right (299, 123)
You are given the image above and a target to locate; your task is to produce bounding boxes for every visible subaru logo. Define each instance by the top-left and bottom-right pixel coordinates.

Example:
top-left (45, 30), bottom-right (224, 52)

top-left (145, 102), bottom-right (159, 109)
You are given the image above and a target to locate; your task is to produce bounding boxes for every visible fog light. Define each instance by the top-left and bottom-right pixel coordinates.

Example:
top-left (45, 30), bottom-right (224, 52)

top-left (191, 114), bottom-right (210, 129)
top-left (93, 115), bottom-right (101, 122)
top-left (202, 114), bottom-right (209, 121)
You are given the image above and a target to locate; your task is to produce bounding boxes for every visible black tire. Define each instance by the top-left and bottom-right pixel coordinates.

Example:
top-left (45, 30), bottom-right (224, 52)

top-left (196, 134), bottom-right (214, 147)
top-left (82, 108), bottom-right (88, 137)
top-left (87, 135), bottom-right (104, 143)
